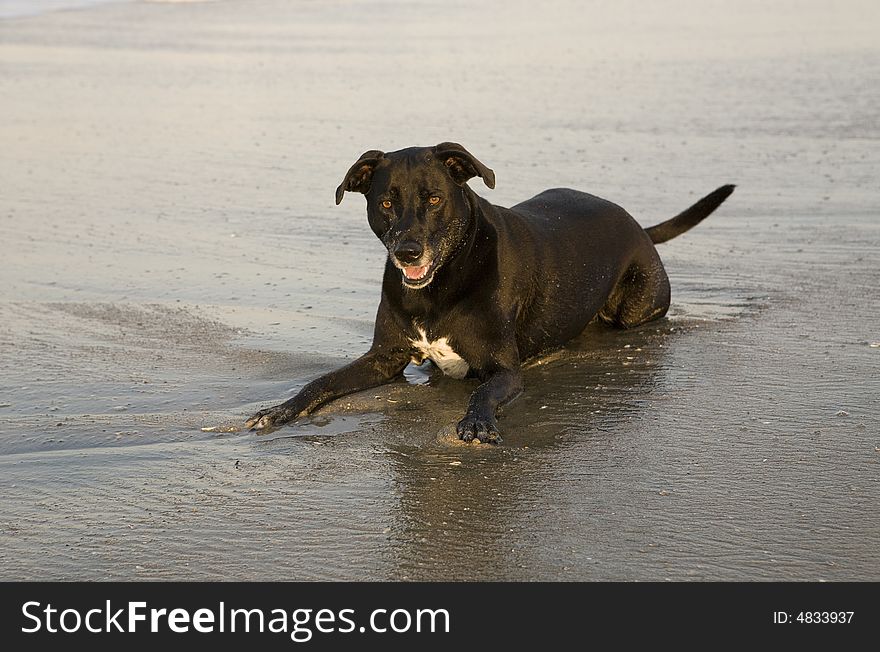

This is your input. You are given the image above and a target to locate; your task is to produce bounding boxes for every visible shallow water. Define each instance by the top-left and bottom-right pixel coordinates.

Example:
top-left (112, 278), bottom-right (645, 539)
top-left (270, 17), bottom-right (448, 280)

top-left (0, 0), bottom-right (878, 580)
top-left (0, 0), bottom-right (218, 20)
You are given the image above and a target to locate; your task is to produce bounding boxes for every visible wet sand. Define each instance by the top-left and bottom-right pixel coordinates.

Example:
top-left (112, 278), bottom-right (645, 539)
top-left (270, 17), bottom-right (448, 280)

top-left (1, 0), bottom-right (878, 580)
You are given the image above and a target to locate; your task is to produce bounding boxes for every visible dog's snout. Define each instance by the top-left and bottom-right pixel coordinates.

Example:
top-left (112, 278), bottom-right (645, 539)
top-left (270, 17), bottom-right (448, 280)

top-left (393, 240), bottom-right (423, 264)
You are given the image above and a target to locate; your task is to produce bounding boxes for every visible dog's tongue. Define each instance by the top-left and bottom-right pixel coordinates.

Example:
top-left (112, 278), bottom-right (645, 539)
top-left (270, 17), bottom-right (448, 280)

top-left (403, 264), bottom-right (430, 281)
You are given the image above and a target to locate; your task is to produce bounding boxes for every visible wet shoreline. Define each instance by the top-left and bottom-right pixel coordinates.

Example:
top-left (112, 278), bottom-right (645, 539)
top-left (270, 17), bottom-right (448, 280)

top-left (1, 0), bottom-right (878, 580)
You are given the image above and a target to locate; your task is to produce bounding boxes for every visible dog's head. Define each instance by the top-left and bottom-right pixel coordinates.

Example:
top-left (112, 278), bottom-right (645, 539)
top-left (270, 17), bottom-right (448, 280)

top-left (335, 143), bottom-right (495, 290)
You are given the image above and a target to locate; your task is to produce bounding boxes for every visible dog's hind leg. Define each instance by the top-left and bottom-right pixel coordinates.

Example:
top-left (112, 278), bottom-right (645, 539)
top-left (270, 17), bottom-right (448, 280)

top-left (598, 252), bottom-right (671, 329)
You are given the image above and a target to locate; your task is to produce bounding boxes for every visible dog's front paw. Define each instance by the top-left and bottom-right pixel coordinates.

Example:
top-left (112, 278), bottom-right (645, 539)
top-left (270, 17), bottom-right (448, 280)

top-left (246, 404), bottom-right (299, 432)
top-left (456, 413), bottom-right (503, 444)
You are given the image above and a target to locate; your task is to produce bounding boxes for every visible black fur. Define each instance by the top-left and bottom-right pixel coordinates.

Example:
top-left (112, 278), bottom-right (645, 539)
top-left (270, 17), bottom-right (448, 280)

top-left (247, 143), bottom-right (734, 443)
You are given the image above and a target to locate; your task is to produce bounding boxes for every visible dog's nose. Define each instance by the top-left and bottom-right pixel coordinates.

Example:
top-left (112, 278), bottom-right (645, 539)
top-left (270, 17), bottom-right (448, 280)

top-left (393, 241), bottom-right (423, 264)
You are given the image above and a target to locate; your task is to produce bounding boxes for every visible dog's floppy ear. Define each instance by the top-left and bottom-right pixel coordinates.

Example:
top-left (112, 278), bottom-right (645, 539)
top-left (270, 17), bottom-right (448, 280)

top-left (433, 142), bottom-right (495, 189)
top-left (335, 150), bottom-right (385, 205)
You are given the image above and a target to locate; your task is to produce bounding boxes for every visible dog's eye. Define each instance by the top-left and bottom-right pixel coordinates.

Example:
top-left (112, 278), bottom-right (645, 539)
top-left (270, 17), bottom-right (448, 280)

top-left (428, 196), bottom-right (441, 205)
top-left (381, 200), bottom-right (392, 209)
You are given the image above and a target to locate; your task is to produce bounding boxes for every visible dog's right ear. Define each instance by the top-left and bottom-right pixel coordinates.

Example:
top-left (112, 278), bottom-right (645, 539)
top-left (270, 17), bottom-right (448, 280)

top-left (335, 150), bottom-right (385, 205)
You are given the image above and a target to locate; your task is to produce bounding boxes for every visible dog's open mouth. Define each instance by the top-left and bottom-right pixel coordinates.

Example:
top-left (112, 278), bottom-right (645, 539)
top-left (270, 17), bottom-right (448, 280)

top-left (401, 261), bottom-right (435, 288)
top-left (403, 264), bottom-right (431, 281)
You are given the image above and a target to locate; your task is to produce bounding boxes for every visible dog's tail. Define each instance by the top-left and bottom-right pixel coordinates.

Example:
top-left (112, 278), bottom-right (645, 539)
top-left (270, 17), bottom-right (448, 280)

top-left (645, 185), bottom-right (735, 244)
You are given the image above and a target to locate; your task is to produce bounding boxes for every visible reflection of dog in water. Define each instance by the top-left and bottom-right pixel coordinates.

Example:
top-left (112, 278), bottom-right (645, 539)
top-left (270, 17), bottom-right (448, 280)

top-left (248, 142), bottom-right (734, 444)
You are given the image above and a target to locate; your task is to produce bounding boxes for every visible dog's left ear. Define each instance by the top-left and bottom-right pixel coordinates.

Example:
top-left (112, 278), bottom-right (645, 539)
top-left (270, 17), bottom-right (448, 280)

top-left (433, 142), bottom-right (495, 189)
top-left (335, 149), bottom-right (385, 205)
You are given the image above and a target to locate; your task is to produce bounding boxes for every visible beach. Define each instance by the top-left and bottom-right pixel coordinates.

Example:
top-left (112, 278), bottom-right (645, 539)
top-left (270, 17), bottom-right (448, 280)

top-left (0, 0), bottom-right (878, 580)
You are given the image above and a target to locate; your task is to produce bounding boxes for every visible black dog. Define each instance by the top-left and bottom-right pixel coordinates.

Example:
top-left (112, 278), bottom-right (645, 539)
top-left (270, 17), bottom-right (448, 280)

top-left (247, 143), bottom-right (733, 443)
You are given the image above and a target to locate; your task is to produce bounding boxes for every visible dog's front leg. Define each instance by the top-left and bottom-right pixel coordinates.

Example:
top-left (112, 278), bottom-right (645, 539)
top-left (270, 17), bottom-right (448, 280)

top-left (247, 298), bottom-right (412, 431)
top-left (457, 367), bottom-right (523, 445)
top-left (246, 347), bottom-right (410, 431)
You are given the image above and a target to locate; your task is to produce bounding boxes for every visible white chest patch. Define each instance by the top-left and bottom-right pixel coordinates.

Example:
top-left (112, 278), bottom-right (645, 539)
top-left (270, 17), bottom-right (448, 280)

top-left (409, 327), bottom-right (470, 379)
